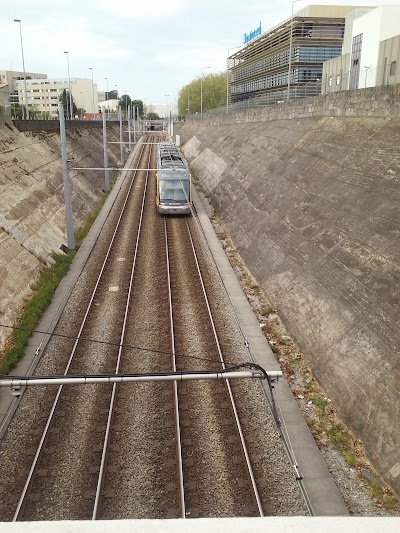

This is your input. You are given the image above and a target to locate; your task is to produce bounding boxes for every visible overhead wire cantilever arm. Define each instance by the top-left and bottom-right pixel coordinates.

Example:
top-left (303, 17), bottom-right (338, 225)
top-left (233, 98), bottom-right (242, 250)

top-left (1, 367), bottom-right (281, 391)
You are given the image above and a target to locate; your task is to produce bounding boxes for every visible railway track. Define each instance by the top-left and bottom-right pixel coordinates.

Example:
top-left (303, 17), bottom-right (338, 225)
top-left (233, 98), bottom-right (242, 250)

top-left (10, 136), bottom-right (155, 521)
top-left (165, 216), bottom-right (263, 518)
top-left (0, 132), bottom-right (308, 520)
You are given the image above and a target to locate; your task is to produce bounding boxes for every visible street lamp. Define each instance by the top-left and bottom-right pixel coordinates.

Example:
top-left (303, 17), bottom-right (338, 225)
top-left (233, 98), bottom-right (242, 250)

top-left (200, 66), bottom-right (211, 114)
top-left (89, 67), bottom-right (95, 120)
top-left (287, 0), bottom-right (302, 102)
top-left (364, 65), bottom-right (372, 88)
top-left (14, 19), bottom-right (29, 119)
top-left (164, 94), bottom-right (169, 119)
top-left (227, 46), bottom-right (241, 111)
top-left (64, 52), bottom-right (73, 120)
top-left (105, 77), bottom-right (109, 120)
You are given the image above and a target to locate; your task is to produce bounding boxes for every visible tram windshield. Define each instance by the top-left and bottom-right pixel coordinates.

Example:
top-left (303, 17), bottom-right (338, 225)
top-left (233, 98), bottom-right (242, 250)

top-left (159, 177), bottom-right (190, 203)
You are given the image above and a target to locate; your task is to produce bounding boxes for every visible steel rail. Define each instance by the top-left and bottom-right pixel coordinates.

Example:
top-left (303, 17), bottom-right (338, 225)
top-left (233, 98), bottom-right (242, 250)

top-left (12, 141), bottom-right (149, 522)
top-left (185, 218), bottom-right (265, 516)
top-left (164, 218), bottom-right (186, 519)
top-left (91, 138), bottom-right (153, 519)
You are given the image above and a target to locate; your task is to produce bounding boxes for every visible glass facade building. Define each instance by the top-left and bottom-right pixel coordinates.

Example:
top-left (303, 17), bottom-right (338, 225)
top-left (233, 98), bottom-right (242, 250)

top-left (228, 6), bottom-right (357, 103)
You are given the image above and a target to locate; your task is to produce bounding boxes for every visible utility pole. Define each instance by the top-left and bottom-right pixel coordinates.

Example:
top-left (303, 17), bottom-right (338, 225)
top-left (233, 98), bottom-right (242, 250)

top-left (119, 106), bottom-right (124, 166)
top-left (102, 112), bottom-right (110, 192)
top-left (59, 104), bottom-right (75, 250)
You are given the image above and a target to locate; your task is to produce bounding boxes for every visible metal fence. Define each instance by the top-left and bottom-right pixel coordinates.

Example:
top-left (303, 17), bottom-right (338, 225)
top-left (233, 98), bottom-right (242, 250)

top-left (189, 84), bottom-right (321, 118)
top-left (188, 61), bottom-right (399, 119)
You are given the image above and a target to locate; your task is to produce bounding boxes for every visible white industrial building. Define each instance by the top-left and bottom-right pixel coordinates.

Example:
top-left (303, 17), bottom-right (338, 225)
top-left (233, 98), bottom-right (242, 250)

top-left (0, 70), bottom-right (47, 106)
top-left (15, 77), bottom-right (98, 118)
top-left (322, 5), bottom-right (400, 93)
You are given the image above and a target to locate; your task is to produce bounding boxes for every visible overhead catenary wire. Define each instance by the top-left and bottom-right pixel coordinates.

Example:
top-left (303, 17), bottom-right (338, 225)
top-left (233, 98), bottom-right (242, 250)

top-left (0, 323), bottom-right (271, 370)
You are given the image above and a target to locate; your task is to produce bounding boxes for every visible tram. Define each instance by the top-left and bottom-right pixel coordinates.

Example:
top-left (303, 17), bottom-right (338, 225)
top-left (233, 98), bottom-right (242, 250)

top-left (156, 141), bottom-right (192, 215)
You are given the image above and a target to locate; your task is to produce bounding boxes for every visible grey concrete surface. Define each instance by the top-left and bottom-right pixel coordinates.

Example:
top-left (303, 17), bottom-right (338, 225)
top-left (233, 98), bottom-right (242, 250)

top-left (193, 188), bottom-right (349, 516)
top-left (178, 100), bottom-right (400, 495)
top-left (0, 124), bottom-right (127, 349)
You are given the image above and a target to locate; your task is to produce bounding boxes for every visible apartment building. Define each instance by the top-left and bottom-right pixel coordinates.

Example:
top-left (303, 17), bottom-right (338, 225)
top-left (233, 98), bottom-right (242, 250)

top-left (15, 77), bottom-right (98, 117)
top-left (0, 70), bottom-right (47, 105)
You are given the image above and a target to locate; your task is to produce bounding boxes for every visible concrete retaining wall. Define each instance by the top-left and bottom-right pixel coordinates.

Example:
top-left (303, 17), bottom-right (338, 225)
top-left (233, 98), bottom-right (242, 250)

top-left (177, 84), bottom-right (400, 130)
top-left (12, 119), bottom-right (122, 132)
top-left (0, 124), bottom-right (127, 349)
top-left (178, 92), bottom-right (400, 493)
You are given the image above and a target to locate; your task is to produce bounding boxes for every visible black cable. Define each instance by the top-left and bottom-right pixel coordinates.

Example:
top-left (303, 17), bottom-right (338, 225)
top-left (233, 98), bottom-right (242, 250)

top-left (0, 323), bottom-right (256, 368)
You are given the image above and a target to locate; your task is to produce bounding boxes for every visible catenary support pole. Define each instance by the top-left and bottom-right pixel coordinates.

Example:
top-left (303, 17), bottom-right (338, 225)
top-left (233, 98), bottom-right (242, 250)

top-left (128, 105), bottom-right (132, 151)
top-left (102, 112), bottom-right (110, 192)
top-left (119, 106), bottom-right (124, 166)
top-left (133, 106), bottom-right (137, 145)
top-left (59, 104), bottom-right (75, 250)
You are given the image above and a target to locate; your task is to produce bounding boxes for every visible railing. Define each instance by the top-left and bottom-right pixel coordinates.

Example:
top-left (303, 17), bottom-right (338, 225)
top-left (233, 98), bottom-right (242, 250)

top-left (188, 60), bottom-right (399, 119)
top-left (188, 84), bottom-right (321, 119)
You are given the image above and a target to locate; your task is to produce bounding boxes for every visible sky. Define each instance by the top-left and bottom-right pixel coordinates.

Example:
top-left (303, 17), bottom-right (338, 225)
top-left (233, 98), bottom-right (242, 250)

top-left (0, 0), bottom-right (393, 109)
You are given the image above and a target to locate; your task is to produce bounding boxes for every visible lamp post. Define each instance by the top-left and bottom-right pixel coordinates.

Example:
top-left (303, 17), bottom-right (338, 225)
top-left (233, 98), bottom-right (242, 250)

top-left (89, 67), bottom-right (95, 119)
top-left (227, 46), bottom-right (240, 112)
top-left (64, 51), bottom-right (73, 120)
top-left (14, 19), bottom-right (29, 119)
top-left (200, 66), bottom-right (211, 115)
top-left (164, 94), bottom-right (169, 119)
top-left (364, 65), bottom-right (372, 88)
top-left (80, 92), bottom-right (83, 119)
top-left (114, 85), bottom-right (118, 120)
top-left (287, 0), bottom-right (302, 102)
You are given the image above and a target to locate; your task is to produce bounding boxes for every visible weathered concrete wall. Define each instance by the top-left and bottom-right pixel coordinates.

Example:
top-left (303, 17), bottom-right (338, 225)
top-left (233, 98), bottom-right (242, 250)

top-left (175, 84), bottom-right (400, 129)
top-left (0, 124), bottom-right (125, 348)
top-left (12, 119), bottom-right (122, 133)
top-left (179, 108), bottom-right (400, 492)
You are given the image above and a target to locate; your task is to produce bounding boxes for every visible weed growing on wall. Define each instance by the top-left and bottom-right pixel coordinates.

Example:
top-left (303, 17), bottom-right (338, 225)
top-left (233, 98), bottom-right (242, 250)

top-left (0, 252), bottom-right (75, 374)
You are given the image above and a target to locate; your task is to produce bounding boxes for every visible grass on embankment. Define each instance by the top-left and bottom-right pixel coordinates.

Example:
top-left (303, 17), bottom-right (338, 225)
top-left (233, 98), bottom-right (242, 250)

top-left (0, 184), bottom-right (115, 375)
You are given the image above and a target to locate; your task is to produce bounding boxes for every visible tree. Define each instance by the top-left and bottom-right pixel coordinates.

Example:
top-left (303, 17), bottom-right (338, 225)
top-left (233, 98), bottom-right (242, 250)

top-left (12, 103), bottom-right (41, 119)
top-left (108, 89), bottom-right (118, 100)
top-left (131, 99), bottom-right (144, 118)
top-left (119, 94), bottom-right (131, 111)
top-left (147, 112), bottom-right (160, 120)
top-left (76, 107), bottom-right (86, 119)
top-left (59, 89), bottom-right (78, 118)
top-left (178, 72), bottom-right (226, 116)
top-left (12, 103), bottom-right (24, 119)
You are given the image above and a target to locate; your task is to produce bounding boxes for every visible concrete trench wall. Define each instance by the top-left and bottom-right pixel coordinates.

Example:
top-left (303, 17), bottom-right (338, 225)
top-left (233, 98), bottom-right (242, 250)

top-left (177, 89), bottom-right (400, 492)
top-left (0, 124), bottom-right (125, 349)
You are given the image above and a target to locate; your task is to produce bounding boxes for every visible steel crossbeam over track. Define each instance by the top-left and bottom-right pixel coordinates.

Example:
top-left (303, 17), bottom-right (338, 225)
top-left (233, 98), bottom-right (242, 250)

top-left (0, 369), bottom-right (282, 392)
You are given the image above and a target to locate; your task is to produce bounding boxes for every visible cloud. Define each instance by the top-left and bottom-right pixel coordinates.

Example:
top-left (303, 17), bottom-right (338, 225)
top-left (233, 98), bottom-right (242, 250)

top-left (96, 0), bottom-right (182, 18)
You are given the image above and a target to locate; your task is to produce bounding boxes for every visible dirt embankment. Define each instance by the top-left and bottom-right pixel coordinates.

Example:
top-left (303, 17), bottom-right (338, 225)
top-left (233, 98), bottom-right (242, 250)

top-left (0, 124), bottom-right (125, 348)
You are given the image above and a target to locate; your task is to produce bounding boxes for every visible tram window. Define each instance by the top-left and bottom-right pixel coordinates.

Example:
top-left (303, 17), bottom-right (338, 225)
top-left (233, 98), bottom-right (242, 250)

top-left (159, 179), bottom-right (189, 202)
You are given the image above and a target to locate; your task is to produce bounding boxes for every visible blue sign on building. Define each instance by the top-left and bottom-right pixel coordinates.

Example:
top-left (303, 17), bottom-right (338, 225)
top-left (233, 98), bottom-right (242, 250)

top-left (244, 22), bottom-right (262, 45)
